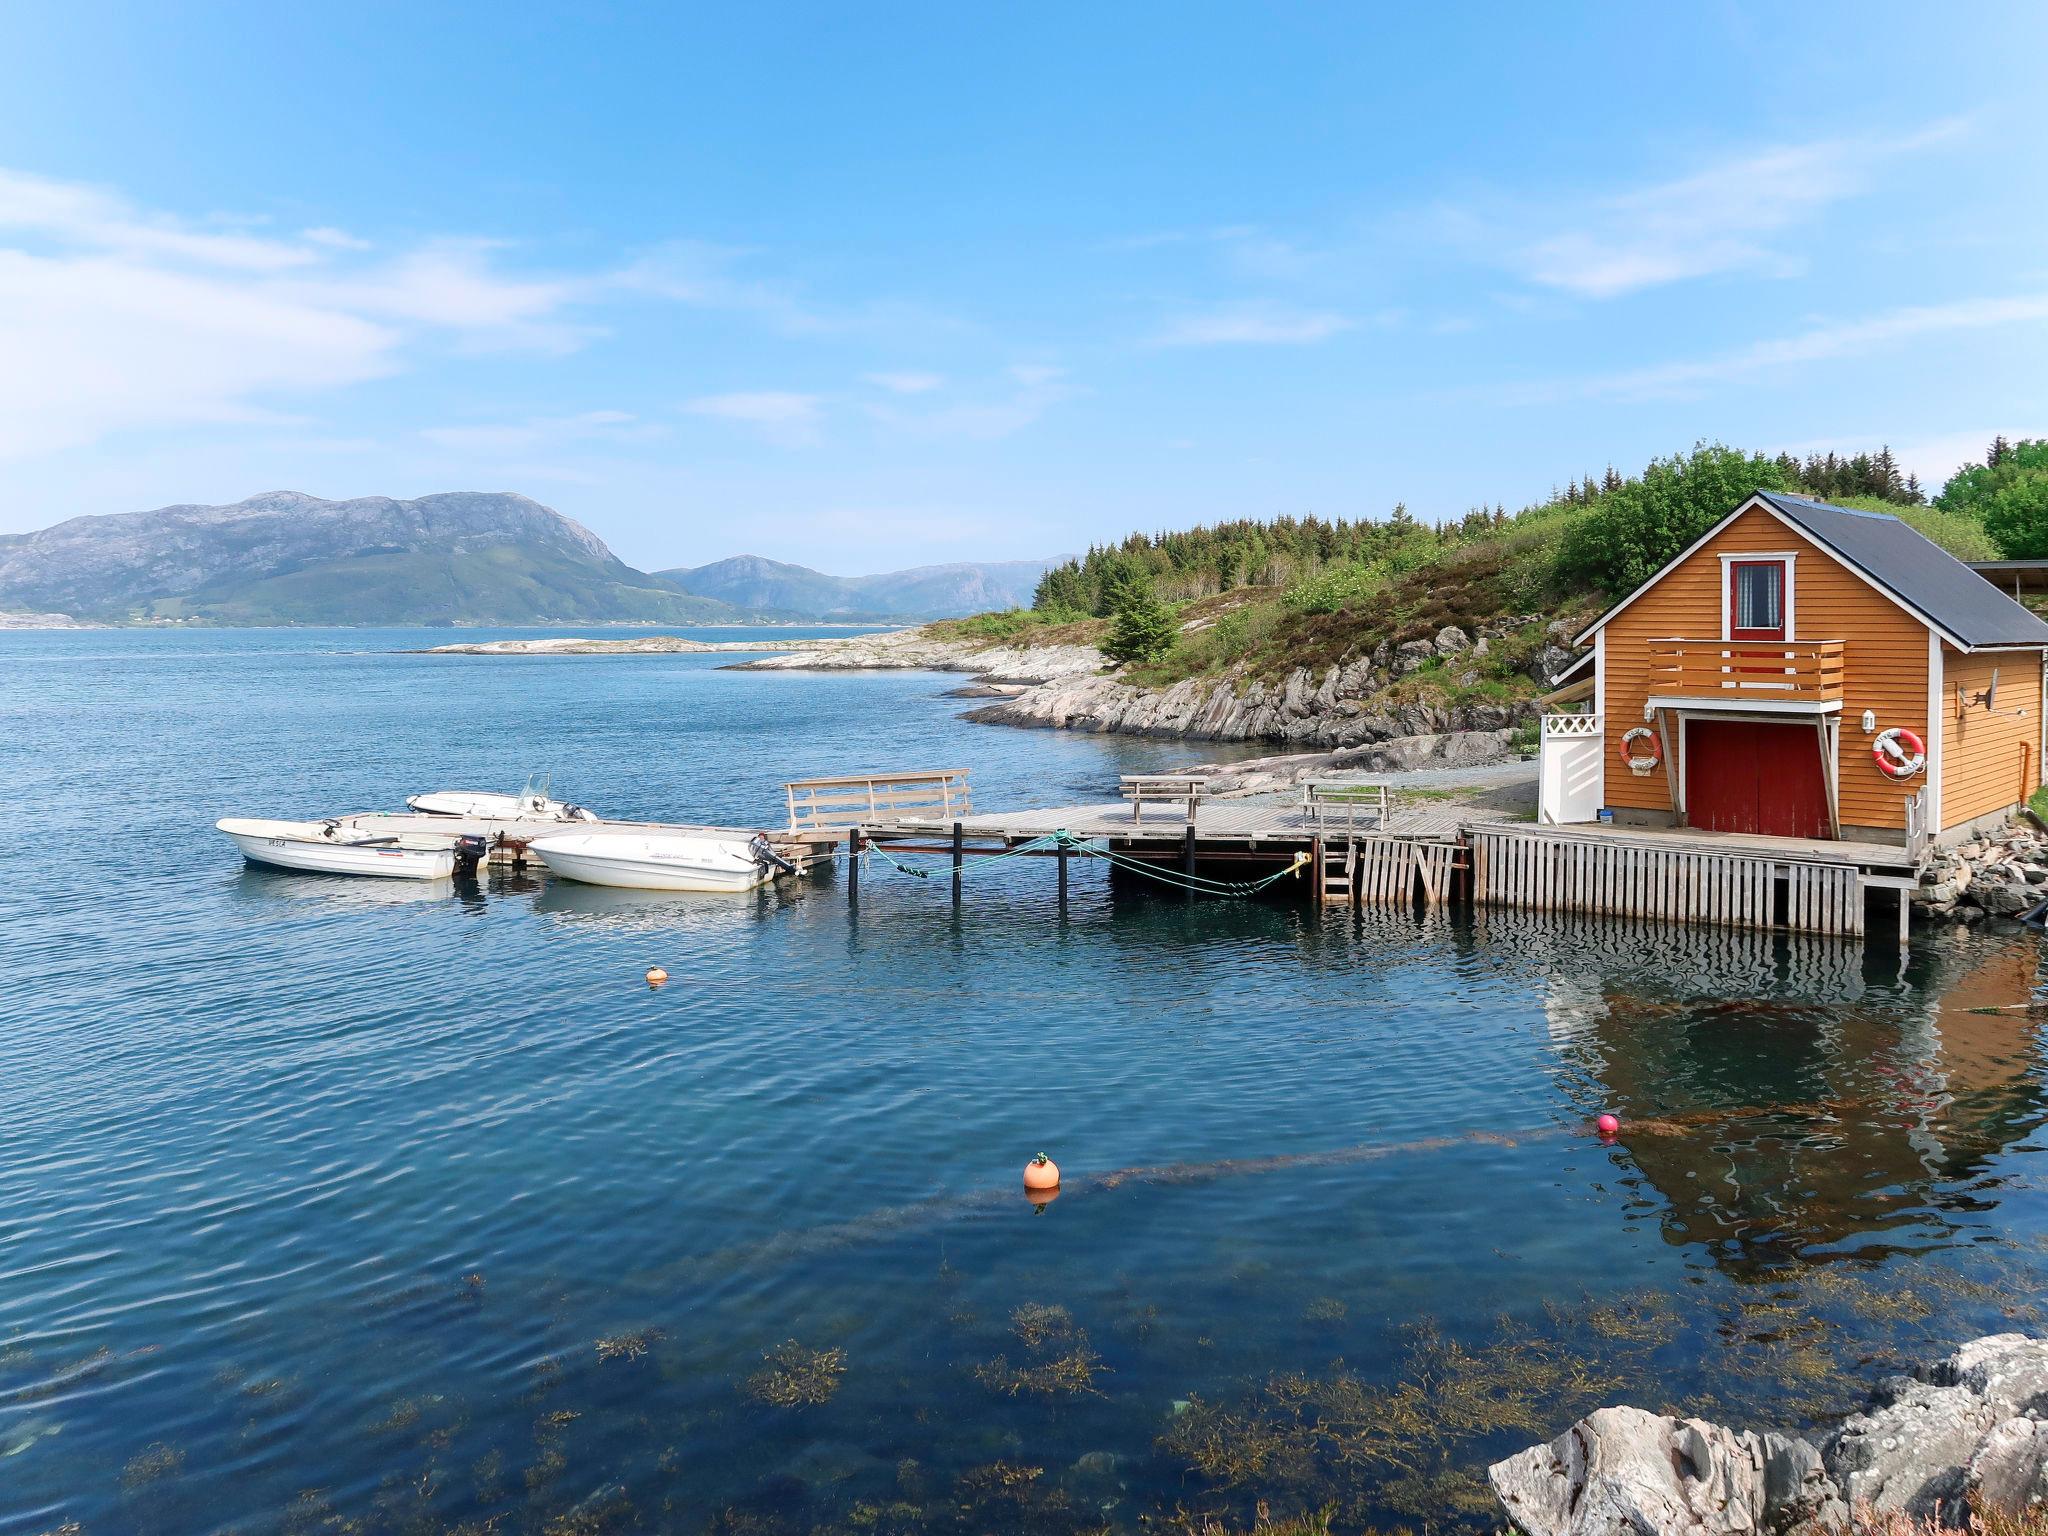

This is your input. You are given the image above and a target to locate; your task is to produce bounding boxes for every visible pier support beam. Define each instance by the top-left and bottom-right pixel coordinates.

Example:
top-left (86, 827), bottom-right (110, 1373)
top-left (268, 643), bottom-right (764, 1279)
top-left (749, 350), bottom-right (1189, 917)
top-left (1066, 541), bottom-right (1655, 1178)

top-left (952, 822), bottom-right (964, 904)
top-left (1183, 825), bottom-right (1197, 898)
top-left (847, 830), bottom-right (860, 903)
top-left (1057, 839), bottom-right (1068, 910)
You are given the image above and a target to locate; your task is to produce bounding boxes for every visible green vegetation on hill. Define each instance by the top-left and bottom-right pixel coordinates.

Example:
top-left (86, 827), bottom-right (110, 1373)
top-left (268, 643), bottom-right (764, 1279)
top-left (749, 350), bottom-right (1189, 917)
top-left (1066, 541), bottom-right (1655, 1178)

top-left (1012, 438), bottom-right (2042, 710)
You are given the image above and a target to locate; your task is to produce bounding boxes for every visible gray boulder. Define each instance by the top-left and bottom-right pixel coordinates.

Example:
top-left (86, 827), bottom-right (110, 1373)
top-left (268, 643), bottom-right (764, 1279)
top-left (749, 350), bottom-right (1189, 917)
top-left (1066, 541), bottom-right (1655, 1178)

top-left (1825, 1335), bottom-right (2048, 1522)
top-left (1489, 1406), bottom-right (1842, 1536)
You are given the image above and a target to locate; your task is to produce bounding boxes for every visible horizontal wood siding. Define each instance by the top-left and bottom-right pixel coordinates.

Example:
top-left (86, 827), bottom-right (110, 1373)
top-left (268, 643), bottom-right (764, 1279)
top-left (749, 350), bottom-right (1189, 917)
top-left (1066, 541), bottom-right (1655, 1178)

top-left (1940, 647), bottom-right (2041, 830)
top-left (1601, 506), bottom-right (1930, 831)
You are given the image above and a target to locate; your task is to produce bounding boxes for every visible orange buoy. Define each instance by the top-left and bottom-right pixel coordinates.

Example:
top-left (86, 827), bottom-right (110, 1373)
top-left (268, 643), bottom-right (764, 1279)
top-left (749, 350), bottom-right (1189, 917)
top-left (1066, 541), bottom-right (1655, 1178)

top-left (1023, 1153), bottom-right (1060, 1191)
top-left (645, 967), bottom-right (668, 986)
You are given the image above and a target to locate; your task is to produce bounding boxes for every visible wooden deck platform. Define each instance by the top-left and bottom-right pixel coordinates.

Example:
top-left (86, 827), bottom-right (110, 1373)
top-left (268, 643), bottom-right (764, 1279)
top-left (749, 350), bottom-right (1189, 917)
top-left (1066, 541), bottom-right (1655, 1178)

top-left (846, 779), bottom-right (1926, 940)
top-left (873, 797), bottom-right (1472, 844)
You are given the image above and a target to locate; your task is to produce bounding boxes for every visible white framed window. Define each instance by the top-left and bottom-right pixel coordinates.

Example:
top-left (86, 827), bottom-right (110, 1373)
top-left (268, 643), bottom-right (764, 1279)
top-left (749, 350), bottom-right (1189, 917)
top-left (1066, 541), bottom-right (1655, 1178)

top-left (1718, 552), bottom-right (1798, 642)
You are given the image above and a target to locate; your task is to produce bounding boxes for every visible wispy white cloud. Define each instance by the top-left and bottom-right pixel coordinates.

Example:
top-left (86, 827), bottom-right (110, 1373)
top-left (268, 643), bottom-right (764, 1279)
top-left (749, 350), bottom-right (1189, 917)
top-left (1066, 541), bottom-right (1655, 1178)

top-left (1503, 119), bottom-right (1968, 298)
top-left (682, 390), bottom-right (824, 446)
top-left (863, 365), bottom-right (1070, 440)
top-left (301, 225), bottom-right (371, 251)
top-left (1149, 301), bottom-right (1352, 347)
top-left (615, 239), bottom-right (960, 339)
top-left (684, 391), bottom-right (821, 424)
top-left (863, 370), bottom-right (945, 395)
top-left (420, 409), bottom-right (664, 455)
top-left (1549, 291), bottom-right (2048, 401)
top-left (0, 167), bottom-right (613, 459)
top-left (0, 167), bottom-right (318, 272)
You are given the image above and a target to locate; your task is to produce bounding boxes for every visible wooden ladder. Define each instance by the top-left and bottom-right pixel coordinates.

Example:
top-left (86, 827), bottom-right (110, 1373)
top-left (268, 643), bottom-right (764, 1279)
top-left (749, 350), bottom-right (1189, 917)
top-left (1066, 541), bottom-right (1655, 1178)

top-left (1320, 836), bottom-right (1356, 906)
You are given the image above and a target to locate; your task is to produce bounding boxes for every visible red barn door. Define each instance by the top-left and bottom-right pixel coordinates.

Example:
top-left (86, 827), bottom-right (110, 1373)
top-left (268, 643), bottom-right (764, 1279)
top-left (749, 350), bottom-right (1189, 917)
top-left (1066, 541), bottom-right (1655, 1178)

top-left (1685, 720), bottom-right (1830, 839)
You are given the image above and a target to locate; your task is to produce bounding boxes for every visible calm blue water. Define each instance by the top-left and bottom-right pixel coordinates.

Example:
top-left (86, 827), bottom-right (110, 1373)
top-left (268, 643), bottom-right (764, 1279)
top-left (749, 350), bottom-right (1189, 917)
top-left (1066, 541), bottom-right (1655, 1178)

top-left (3, 627), bottom-right (2047, 1536)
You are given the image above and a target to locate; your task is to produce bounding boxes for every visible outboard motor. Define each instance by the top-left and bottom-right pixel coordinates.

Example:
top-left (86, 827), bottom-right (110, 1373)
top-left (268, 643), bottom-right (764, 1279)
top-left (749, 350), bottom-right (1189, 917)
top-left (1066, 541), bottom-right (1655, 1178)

top-left (453, 834), bottom-right (490, 877)
top-left (749, 833), bottom-right (801, 878)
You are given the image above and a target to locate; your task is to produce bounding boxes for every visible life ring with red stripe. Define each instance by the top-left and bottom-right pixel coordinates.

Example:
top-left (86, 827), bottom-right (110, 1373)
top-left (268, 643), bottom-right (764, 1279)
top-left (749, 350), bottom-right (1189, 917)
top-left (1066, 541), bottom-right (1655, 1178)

top-left (1618, 727), bottom-right (1661, 775)
top-left (1873, 727), bottom-right (1926, 780)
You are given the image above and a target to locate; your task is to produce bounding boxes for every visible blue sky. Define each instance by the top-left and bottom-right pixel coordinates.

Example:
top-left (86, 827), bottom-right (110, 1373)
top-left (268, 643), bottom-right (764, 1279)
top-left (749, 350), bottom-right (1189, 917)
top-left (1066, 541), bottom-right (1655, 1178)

top-left (1, 3), bottom-right (2043, 573)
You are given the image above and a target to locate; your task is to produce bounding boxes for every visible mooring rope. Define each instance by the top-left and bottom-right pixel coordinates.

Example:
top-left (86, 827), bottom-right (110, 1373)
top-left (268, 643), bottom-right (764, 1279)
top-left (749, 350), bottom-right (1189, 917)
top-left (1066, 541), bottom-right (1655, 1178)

top-left (862, 828), bottom-right (1308, 897)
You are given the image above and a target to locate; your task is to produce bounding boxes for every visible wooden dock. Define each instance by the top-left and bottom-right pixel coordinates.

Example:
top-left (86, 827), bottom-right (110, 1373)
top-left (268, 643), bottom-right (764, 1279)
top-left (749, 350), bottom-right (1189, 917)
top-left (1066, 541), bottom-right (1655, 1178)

top-left (797, 768), bottom-right (1929, 942)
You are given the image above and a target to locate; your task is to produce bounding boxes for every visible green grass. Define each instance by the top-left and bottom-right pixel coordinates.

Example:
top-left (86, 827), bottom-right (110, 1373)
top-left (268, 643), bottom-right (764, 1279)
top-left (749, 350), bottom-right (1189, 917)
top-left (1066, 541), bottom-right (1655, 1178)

top-left (2027, 784), bottom-right (2048, 823)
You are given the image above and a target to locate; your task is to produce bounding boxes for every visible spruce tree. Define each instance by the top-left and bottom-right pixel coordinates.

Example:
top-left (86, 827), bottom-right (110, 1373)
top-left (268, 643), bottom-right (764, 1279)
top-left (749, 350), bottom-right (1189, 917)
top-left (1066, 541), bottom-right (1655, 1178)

top-left (1102, 570), bottom-right (1178, 665)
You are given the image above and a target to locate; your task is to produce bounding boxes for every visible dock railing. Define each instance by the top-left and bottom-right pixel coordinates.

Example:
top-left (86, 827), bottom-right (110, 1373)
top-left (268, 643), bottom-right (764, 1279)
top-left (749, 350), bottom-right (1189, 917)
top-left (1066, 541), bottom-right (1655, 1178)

top-left (785, 770), bottom-right (972, 832)
top-left (1904, 783), bottom-right (1932, 862)
top-left (1645, 638), bottom-right (1846, 702)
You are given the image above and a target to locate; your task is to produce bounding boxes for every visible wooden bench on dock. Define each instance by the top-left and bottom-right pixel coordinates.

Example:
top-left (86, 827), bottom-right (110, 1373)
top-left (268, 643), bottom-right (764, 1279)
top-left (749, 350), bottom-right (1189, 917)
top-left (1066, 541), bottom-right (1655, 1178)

top-left (1301, 780), bottom-right (1391, 831)
top-left (1119, 773), bottom-right (1206, 824)
top-left (785, 770), bottom-right (972, 832)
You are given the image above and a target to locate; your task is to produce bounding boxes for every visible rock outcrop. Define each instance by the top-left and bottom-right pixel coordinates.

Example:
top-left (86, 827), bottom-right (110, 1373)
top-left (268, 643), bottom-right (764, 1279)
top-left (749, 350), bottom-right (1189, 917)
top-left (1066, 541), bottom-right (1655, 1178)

top-left (730, 614), bottom-right (1562, 754)
top-left (1490, 1336), bottom-right (2048, 1536)
top-left (1490, 1406), bottom-right (1843, 1536)
top-left (1915, 822), bottom-right (2048, 923)
top-left (733, 628), bottom-right (1105, 684)
top-left (963, 619), bottom-right (1559, 751)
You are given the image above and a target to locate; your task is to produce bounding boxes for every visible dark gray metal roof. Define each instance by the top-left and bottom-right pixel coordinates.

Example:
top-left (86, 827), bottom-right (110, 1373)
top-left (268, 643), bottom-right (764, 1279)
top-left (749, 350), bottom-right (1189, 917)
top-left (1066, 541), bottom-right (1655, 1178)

top-left (1756, 491), bottom-right (2048, 648)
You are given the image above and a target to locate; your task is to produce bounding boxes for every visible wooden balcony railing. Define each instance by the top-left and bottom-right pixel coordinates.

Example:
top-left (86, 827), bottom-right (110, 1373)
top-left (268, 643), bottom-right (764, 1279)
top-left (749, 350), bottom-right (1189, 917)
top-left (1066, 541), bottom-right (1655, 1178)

top-left (1645, 638), bottom-right (1845, 702)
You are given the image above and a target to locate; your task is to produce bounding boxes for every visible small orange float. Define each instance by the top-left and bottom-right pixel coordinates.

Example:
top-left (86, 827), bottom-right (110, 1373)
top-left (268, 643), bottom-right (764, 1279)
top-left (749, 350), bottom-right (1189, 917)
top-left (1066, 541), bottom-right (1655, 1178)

top-left (645, 967), bottom-right (669, 986)
top-left (1023, 1153), bottom-right (1060, 1192)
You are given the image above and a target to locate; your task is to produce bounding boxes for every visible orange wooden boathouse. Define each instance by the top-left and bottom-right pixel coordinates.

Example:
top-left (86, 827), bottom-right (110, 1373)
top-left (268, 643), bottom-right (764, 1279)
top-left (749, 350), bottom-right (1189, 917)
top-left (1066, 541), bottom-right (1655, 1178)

top-left (1543, 491), bottom-right (2048, 848)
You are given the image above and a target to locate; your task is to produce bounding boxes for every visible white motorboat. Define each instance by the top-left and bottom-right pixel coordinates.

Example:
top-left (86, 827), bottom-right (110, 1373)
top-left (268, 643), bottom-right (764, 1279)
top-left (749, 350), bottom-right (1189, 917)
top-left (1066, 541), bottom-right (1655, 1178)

top-left (217, 817), bottom-right (465, 880)
top-left (407, 777), bottom-right (598, 823)
top-left (528, 831), bottom-right (785, 893)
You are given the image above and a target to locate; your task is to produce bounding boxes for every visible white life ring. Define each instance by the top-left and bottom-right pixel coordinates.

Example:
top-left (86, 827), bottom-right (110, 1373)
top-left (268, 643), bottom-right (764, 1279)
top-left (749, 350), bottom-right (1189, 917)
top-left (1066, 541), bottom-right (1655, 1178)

top-left (1873, 727), bottom-right (1926, 780)
top-left (1618, 726), bottom-right (1662, 776)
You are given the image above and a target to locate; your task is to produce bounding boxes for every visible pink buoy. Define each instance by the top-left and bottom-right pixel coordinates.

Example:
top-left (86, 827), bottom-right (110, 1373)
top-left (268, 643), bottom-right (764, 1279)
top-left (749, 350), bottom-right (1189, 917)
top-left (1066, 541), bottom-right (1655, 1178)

top-left (1596, 1113), bottom-right (1620, 1136)
top-left (1023, 1153), bottom-right (1060, 1191)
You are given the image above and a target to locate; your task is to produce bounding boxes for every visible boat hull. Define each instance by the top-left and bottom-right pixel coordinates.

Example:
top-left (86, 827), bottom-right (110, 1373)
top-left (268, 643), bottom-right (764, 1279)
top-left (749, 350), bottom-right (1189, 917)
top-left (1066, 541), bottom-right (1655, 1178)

top-left (529, 834), bottom-right (769, 892)
top-left (217, 819), bottom-right (456, 881)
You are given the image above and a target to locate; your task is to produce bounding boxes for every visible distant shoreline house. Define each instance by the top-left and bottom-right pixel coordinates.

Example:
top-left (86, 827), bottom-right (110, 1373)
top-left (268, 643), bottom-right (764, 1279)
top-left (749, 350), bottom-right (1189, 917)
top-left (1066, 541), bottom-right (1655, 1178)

top-left (1540, 491), bottom-right (2048, 847)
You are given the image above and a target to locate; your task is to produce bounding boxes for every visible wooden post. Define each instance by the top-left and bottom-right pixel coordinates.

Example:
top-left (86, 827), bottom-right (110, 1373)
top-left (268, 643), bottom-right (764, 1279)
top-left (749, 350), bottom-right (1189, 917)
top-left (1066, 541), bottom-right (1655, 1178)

top-left (847, 830), bottom-right (860, 903)
top-left (1312, 835), bottom-right (1324, 907)
top-left (1056, 839), bottom-right (1068, 909)
top-left (1182, 824), bottom-right (1197, 898)
top-left (951, 821), bottom-right (964, 904)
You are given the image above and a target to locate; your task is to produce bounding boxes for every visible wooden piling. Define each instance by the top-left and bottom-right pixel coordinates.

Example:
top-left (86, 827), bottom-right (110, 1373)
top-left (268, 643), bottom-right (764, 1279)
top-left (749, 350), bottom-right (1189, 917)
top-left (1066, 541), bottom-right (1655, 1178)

top-left (847, 830), bottom-right (861, 902)
top-left (952, 822), bottom-right (964, 903)
top-left (1182, 824), bottom-right (1197, 897)
top-left (1056, 839), bottom-right (1068, 909)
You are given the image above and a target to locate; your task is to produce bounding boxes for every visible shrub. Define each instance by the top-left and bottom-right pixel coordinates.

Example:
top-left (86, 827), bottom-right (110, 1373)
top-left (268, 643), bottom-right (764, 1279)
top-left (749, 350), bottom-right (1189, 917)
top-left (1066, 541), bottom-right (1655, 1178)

top-left (1283, 559), bottom-right (1388, 615)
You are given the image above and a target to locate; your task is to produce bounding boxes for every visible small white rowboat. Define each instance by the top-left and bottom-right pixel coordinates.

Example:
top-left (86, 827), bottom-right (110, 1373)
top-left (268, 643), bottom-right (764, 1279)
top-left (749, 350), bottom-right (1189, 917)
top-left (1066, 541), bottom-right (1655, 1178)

top-left (406, 789), bottom-right (598, 822)
top-left (528, 832), bottom-right (783, 893)
top-left (217, 818), bottom-right (461, 880)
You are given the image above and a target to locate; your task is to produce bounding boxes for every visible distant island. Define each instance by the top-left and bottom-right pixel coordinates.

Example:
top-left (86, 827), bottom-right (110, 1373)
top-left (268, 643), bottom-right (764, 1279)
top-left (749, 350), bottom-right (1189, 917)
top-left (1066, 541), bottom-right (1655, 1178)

top-left (0, 490), bottom-right (1057, 628)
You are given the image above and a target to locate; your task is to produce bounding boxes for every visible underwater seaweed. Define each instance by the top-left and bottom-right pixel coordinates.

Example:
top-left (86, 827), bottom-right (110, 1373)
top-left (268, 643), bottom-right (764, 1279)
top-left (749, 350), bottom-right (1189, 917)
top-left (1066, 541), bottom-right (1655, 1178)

top-left (743, 1340), bottom-right (848, 1407)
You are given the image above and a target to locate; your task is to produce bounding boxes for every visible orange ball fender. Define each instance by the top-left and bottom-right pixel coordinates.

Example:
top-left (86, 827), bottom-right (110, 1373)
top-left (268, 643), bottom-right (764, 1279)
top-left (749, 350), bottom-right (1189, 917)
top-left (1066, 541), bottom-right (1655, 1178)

top-left (645, 967), bottom-right (669, 986)
top-left (1023, 1153), bottom-right (1060, 1191)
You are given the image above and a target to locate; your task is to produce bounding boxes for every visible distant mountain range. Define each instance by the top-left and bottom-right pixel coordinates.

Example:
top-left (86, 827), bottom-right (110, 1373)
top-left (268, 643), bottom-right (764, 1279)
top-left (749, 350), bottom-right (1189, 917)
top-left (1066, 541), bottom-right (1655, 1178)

top-left (0, 491), bottom-right (1054, 626)
top-left (660, 554), bottom-right (1055, 620)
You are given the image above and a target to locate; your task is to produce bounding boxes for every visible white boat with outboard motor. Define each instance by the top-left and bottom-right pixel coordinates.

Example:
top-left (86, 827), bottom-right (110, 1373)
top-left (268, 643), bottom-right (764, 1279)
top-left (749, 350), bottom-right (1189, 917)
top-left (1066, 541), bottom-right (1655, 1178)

top-left (406, 777), bottom-right (599, 822)
top-left (216, 817), bottom-right (486, 880)
top-left (527, 830), bottom-right (799, 893)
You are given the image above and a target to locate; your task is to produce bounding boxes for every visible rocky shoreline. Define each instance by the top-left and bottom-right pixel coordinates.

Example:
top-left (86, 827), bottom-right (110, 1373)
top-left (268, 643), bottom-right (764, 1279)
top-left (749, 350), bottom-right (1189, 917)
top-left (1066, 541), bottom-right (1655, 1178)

top-left (1916, 822), bottom-right (2048, 924)
top-left (418, 618), bottom-right (1566, 762)
top-left (1491, 1334), bottom-right (2048, 1536)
